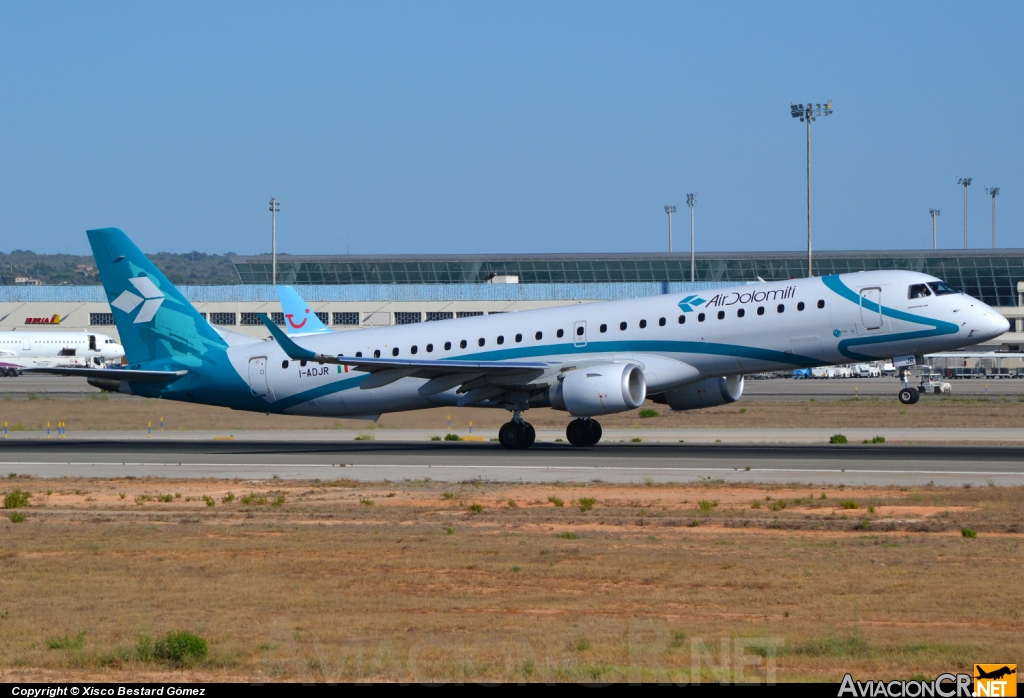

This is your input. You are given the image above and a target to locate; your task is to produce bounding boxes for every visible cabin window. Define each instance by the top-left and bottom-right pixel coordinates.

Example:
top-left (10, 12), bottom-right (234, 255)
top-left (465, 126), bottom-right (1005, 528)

top-left (908, 284), bottom-right (932, 299)
top-left (619, 322), bottom-right (627, 331)
top-left (535, 331), bottom-right (543, 340)
top-left (515, 334), bottom-right (523, 343)
top-left (460, 340), bottom-right (468, 349)
top-left (777, 304), bottom-right (785, 313)
top-left (300, 360), bottom-right (307, 366)
top-left (356, 352), bottom-right (362, 357)
top-left (444, 341), bottom-right (452, 351)
top-left (797, 301), bottom-right (805, 311)
top-left (392, 347), bottom-right (399, 356)
top-left (556, 328), bottom-right (564, 338)
top-left (497, 336), bottom-right (504, 345)
top-left (373, 350), bottom-right (381, 358)
top-left (817, 300), bottom-right (825, 309)
top-left (678, 315), bottom-right (686, 324)
top-left (757, 306), bottom-right (765, 316)
top-left (639, 319), bottom-right (647, 329)
top-left (717, 311), bottom-right (725, 320)
top-left (576, 326), bottom-right (584, 336)
top-left (698, 313), bottom-right (705, 322)
top-left (658, 317), bottom-right (666, 326)
top-left (426, 344), bottom-right (433, 352)
top-left (737, 308), bottom-right (745, 318)
top-left (411, 345), bottom-right (418, 354)
top-left (478, 338), bottom-right (485, 347)
top-left (281, 360), bottom-right (289, 369)
top-left (600, 324), bottom-right (607, 333)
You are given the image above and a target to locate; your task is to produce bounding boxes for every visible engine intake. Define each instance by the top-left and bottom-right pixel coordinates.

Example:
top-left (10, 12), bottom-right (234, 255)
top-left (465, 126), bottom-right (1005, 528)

top-left (548, 363), bottom-right (647, 416)
top-left (653, 375), bottom-right (744, 411)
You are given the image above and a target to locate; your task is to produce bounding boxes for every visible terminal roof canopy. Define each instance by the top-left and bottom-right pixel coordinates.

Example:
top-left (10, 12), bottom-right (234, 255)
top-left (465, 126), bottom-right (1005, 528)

top-left (231, 250), bottom-right (1024, 307)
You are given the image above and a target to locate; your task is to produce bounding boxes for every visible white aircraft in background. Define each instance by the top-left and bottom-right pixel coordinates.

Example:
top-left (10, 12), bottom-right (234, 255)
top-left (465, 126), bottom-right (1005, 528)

top-left (0, 330), bottom-right (124, 376)
top-left (30, 228), bottom-right (1009, 450)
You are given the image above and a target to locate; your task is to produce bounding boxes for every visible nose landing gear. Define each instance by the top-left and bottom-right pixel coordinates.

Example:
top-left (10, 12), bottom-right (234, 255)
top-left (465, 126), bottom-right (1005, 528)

top-left (566, 418), bottom-right (602, 447)
top-left (897, 367), bottom-right (919, 404)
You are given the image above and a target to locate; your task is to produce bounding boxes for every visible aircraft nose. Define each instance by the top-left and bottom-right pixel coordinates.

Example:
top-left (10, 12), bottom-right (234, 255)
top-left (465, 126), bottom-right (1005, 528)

top-left (977, 308), bottom-right (1010, 339)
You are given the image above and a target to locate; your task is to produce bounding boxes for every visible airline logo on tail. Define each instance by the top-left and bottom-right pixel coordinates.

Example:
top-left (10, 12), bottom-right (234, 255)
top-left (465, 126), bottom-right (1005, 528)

top-left (110, 276), bottom-right (166, 324)
top-left (286, 310), bottom-right (310, 329)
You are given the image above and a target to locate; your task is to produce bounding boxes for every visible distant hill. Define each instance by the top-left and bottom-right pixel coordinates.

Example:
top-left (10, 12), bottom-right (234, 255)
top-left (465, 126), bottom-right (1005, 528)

top-left (0, 250), bottom-right (241, 286)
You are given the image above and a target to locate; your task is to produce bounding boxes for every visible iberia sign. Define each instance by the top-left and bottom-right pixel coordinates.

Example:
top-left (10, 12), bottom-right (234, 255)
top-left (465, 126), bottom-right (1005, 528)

top-left (25, 314), bottom-right (61, 325)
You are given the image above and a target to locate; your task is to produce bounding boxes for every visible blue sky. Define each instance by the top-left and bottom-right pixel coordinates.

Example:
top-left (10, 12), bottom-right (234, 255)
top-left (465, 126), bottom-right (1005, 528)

top-left (0, 2), bottom-right (1020, 255)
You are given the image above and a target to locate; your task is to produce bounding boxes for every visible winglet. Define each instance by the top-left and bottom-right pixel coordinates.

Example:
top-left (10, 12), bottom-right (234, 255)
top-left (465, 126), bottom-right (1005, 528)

top-left (260, 314), bottom-right (318, 360)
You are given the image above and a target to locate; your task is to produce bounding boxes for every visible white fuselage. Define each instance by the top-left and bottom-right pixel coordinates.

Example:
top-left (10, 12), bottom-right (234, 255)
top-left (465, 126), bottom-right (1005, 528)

top-left (0, 331), bottom-right (125, 370)
top-left (226, 271), bottom-right (1008, 417)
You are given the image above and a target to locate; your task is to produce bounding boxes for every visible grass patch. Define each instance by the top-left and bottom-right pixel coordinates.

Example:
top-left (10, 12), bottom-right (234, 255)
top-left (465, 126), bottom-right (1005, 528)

top-left (3, 488), bottom-right (31, 509)
top-left (442, 491), bottom-right (455, 499)
top-left (557, 531), bottom-right (579, 540)
top-left (240, 492), bottom-right (267, 505)
top-left (697, 500), bottom-right (718, 511)
top-left (548, 496), bottom-right (564, 507)
top-left (638, 409), bottom-right (659, 418)
top-left (137, 631), bottom-right (208, 666)
top-left (430, 435), bottom-right (441, 441)
top-left (630, 437), bottom-right (642, 443)
top-left (862, 435), bottom-right (886, 444)
top-left (157, 493), bottom-right (174, 503)
top-left (770, 499), bottom-right (787, 511)
top-left (574, 638), bottom-right (592, 651)
top-left (467, 503), bottom-right (483, 514)
top-left (829, 433), bottom-right (848, 444)
top-left (354, 434), bottom-right (374, 441)
top-left (271, 495), bottom-right (286, 507)
top-left (840, 500), bottom-right (859, 510)
top-left (359, 498), bottom-right (374, 506)
top-left (578, 497), bottom-right (596, 512)
top-left (222, 492), bottom-right (235, 503)
top-left (9, 511), bottom-right (26, 523)
top-left (444, 433), bottom-right (462, 441)
top-left (46, 631), bottom-right (87, 650)
top-left (961, 527), bottom-right (977, 538)
top-left (201, 495), bottom-right (216, 507)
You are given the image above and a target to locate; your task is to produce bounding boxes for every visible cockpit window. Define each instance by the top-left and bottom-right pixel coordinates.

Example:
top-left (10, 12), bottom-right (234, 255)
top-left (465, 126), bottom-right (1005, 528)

top-left (908, 284), bottom-right (932, 299)
top-left (928, 281), bottom-right (961, 296)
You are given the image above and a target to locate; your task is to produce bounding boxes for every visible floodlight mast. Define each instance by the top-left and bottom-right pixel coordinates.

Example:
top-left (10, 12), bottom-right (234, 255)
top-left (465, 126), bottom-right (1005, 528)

top-left (929, 209), bottom-right (940, 250)
top-left (269, 198), bottom-right (280, 285)
top-left (686, 193), bottom-right (698, 282)
top-left (790, 100), bottom-right (833, 277)
top-left (958, 178), bottom-right (971, 249)
top-left (986, 187), bottom-right (1000, 248)
top-left (664, 205), bottom-right (677, 253)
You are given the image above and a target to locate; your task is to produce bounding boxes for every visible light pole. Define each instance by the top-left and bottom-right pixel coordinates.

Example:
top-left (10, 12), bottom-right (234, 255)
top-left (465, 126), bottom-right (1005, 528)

top-left (790, 100), bottom-right (833, 277)
top-left (664, 205), bottom-right (676, 253)
top-left (957, 178), bottom-right (971, 249)
top-left (686, 193), bottom-right (697, 282)
top-left (269, 198), bottom-right (280, 285)
top-left (985, 187), bottom-right (1000, 248)
top-left (929, 209), bottom-right (940, 250)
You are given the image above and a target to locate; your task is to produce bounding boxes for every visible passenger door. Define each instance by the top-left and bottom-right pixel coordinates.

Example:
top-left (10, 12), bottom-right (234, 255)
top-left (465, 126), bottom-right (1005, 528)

top-left (573, 320), bottom-right (587, 347)
top-left (248, 357), bottom-right (269, 396)
top-left (859, 287), bottom-right (883, 330)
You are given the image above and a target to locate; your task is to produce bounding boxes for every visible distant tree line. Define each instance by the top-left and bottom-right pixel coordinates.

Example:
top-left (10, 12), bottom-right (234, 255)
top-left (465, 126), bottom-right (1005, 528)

top-left (0, 250), bottom-right (242, 285)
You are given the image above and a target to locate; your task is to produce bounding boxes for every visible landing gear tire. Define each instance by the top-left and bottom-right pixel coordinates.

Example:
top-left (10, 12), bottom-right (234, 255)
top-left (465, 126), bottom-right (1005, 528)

top-left (898, 387), bottom-right (919, 405)
top-left (0, 368), bottom-right (7, 377)
top-left (566, 418), bottom-right (602, 447)
top-left (499, 421), bottom-right (535, 450)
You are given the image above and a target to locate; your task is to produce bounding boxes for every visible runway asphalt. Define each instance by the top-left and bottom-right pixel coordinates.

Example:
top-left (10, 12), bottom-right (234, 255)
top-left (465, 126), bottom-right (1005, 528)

top-left (2, 438), bottom-right (1021, 486)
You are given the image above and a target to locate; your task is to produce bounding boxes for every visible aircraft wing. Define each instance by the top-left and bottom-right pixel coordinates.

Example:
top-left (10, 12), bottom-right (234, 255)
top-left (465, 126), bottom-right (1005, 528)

top-left (259, 314), bottom-right (555, 401)
top-left (21, 367), bottom-right (188, 382)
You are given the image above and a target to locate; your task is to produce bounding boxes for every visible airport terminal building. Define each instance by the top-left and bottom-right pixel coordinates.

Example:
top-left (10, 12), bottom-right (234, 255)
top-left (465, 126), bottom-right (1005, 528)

top-left (3, 249), bottom-right (1024, 351)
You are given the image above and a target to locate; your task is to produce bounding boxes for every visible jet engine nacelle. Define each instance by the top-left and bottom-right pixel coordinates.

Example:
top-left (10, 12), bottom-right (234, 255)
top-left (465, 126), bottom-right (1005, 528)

top-left (548, 363), bottom-right (647, 416)
top-left (653, 375), bottom-right (744, 411)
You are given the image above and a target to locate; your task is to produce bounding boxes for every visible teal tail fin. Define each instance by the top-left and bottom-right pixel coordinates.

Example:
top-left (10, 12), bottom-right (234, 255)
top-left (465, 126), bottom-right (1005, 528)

top-left (87, 228), bottom-right (227, 367)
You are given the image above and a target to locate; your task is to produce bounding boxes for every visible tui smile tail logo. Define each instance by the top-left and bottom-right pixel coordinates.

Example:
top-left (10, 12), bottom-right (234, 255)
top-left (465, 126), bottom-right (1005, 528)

top-left (678, 295), bottom-right (706, 313)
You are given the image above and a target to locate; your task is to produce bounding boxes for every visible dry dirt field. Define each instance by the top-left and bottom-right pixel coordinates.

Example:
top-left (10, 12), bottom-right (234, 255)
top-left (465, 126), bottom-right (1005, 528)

top-left (2, 394), bottom-right (1024, 432)
top-left (1, 476), bottom-right (1022, 683)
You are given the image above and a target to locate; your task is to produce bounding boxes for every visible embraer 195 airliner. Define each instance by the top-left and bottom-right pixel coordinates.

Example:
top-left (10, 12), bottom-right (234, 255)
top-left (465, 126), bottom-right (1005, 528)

top-left (32, 229), bottom-right (1009, 449)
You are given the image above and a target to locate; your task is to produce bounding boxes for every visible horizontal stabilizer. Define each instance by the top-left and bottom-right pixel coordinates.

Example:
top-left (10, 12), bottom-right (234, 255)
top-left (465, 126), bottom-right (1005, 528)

top-left (22, 367), bottom-right (188, 383)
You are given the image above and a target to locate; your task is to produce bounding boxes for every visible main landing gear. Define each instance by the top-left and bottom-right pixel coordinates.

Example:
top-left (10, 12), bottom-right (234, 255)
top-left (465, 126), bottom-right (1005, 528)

top-left (498, 412), bottom-right (536, 450)
top-left (566, 418), bottom-right (602, 447)
top-left (897, 367), bottom-right (919, 405)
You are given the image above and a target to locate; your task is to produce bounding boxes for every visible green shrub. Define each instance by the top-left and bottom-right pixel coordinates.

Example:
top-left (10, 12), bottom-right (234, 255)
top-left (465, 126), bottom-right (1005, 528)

top-left (859, 519), bottom-right (871, 530)
top-left (578, 497), bottom-right (596, 512)
top-left (271, 495), bottom-right (286, 507)
top-left (9, 512), bottom-right (26, 523)
top-left (430, 435), bottom-right (441, 441)
top-left (961, 527), bottom-right (977, 538)
top-left (557, 531), bottom-right (579, 540)
top-left (154, 631), bottom-right (208, 665)
top-left (467, 503), bottom-right (483, 514)
top-left (507, 498), bottom-right (518, 508)
top-left (202, 495), bottom-right (216, 507)
top-left (631, 437), bottom-right (642, 443)
top-left (770, 499), bottom-right (787, 511)
top-left (829, 434), bottom-right (848, 444)
top-left (444, 433), bottom-right (462, 441)
top-left (240, 492), bottom-right (267, 505)
top-left (698, 499), bottom-right (718, 511)
top-left (574, 638), bottom-right (592, 651)
top-left (157, 494), bottom-right (174, 503)
top-left (751, 500), bottom-right (761, 509)
top-left (3, 489), bottom-right (30, 509)
top-left (135, 494), bottom-right (152, 505)
top-left (840, 500), bottom-right (859, 510)
top-left (862, 435), bottom-right (886, 444)
top-left (222, 492), bottom-right (235, 503)
top-left (638, 409), bottom-right (659, 418)
top-left (442, 491), bottom-right (455, 499)
top-left (46, 631), bottom-right (86, 650)
top-left (548, 496), bottom-right (564, 507)
top-left (118, 492), bottom-right (126, 499)
top-left (360, 498), bottom-right (374, 506)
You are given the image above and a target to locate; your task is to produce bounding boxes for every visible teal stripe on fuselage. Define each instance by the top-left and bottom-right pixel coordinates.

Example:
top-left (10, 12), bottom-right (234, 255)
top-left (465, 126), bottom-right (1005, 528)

top-left (271, 338), bottom-right (821, 411)
top-left (821, 275), bottom-right (959, 361)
